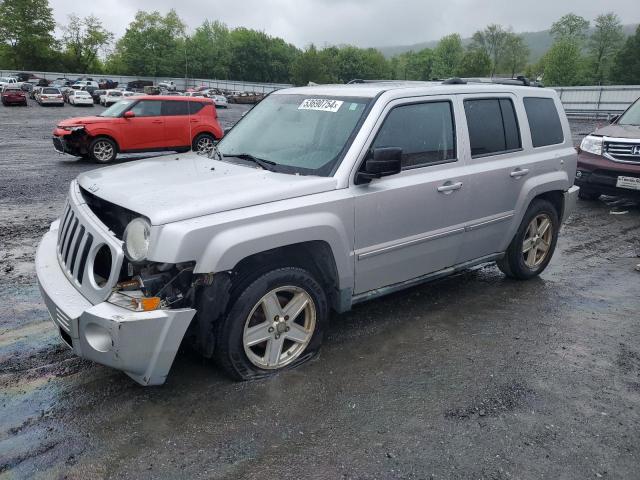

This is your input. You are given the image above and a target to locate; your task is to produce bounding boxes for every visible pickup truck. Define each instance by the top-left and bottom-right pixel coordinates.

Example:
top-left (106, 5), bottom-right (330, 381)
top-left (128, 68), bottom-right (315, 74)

top-left (36, 80), bottom-right (578, 385)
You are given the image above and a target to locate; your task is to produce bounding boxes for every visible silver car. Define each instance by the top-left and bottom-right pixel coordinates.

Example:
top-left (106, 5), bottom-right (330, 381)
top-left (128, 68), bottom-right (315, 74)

top-left (36, 81), bottom-right (578, 385)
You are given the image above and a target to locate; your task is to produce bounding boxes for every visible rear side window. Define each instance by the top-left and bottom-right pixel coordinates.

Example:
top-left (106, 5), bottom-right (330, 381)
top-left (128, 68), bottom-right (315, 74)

top-left (372, 101), bottom-right (456, 169)
top-left (162, 100), bottom-right (189, 116)
top-left (523, 97), bottom-right (564, 147)
top-left (188, 101), bottom-right (206, 114)
top-left (464, 98), bottom-right (521, 157)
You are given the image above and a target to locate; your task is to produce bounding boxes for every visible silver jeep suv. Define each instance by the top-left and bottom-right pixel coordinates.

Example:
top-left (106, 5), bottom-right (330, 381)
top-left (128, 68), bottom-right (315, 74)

top-left (36, 81), bottom-right (579, 385)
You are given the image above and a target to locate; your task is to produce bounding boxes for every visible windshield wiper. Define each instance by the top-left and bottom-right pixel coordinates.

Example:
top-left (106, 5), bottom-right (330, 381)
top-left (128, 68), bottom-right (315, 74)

top-left (223, 153), bottom-right (278, 171)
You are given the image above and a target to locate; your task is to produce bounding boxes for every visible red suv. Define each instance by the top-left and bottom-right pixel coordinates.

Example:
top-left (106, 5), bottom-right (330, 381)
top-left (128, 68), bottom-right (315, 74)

top-left (53, 96), bottom-right (224, 163)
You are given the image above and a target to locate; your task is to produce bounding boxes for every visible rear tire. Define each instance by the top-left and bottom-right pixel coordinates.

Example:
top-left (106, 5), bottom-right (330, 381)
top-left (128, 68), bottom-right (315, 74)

top-left (497, 199), bottom-right (559, 280)
top-left (193, 133), bottom-right (216, 156)
top-left (89, 137), bottom-right (117, 163)
top-left (214, 267), bottom-right (328, 380)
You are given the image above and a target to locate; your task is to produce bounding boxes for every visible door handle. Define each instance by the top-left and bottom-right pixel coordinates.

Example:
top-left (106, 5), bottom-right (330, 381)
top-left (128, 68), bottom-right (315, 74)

top-left (151, 120), bottom-right (163, 124)
top-left (190, 119), bottom-right (199, 122)
top-left (510, 168), bottom-right (530, 178)
top-left (437, 181), bottom-right (463, 193)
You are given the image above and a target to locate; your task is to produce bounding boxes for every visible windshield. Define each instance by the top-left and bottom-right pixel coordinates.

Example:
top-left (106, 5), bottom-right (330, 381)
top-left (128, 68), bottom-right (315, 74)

top-left (618, 99), bottom-right (640, 126)
top-left (99, 100), bottom-right (134, 117)
top-left (217, 94), bottom-right (371, 176)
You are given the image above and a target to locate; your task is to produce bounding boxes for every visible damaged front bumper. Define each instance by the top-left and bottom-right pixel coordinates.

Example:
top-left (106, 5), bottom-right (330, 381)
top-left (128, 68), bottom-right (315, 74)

top-left (35, 221), bottom-right (196, 386)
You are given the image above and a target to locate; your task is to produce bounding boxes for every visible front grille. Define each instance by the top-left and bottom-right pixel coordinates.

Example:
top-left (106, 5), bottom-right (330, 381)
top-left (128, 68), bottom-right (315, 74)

top-left (57, 203), bottom-right (94, 285)
top-left (604, 141), bottom-right (640, 164)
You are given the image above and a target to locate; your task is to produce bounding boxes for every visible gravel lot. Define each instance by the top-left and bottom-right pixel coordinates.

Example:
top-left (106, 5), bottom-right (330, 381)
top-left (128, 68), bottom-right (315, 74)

top-left (1, 101), bottom-right (639, 479)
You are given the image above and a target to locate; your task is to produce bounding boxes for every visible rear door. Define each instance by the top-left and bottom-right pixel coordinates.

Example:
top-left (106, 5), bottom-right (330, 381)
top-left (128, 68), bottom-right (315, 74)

top-left (161, 100), bottom-right (193, 148)
top-left (456, 94), bottom-right (529, 262)
top-left (122, 100), bottom-right (165, 150)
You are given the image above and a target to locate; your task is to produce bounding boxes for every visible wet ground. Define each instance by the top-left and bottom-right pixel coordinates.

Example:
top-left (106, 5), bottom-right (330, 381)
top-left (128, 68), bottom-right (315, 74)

top-left (1, 104), bottom-right (639, 479)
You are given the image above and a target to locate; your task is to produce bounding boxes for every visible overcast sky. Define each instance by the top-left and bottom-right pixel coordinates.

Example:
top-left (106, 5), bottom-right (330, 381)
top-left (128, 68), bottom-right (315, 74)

top-left (50, 0), bottom-right (640, 48)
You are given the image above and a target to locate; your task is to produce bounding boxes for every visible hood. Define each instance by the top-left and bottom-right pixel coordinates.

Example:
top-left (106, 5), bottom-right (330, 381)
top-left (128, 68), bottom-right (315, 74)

top-left (593, 123), bottom-right (640, 139)
top-left (77, 153), bottom-right (338, 225)
top-left (58, 116), bottom-right (111, 127)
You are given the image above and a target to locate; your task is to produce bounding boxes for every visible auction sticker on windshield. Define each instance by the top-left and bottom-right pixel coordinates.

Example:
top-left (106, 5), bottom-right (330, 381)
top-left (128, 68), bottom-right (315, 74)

top-left (298, 99), bottom-right (344, 113)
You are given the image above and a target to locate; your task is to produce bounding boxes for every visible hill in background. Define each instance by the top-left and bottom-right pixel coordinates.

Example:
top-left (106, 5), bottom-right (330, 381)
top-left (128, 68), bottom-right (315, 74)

top-left (377, 24), bottom-right (638, 62)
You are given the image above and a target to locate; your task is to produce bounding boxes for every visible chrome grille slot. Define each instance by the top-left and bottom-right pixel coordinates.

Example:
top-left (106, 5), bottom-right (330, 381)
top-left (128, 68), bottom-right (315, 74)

top-left (55, 307), bottom-right (71, 332)
top-left (604, 141), bottom-right (640, 164)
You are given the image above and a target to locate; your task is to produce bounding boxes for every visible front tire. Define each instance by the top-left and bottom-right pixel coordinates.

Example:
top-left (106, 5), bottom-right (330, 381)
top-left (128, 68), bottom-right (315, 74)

top-left (89, 137), bottom-right (117, 163)
top-left (214, 267), bottom-right (328, 380)
top-left (497, 199), bottom-right (559, 280)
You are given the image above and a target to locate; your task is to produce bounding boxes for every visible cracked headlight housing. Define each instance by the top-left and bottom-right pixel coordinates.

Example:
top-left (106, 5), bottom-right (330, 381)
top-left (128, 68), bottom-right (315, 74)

top-left (579, 135), bottom-right (602, 156)
top-left (123, 218), bottom-right (151, 263)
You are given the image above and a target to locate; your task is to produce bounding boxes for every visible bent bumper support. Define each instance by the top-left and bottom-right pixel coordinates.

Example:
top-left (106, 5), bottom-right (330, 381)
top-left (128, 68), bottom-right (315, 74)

top-left (36, 223), bottom-right (196, 386)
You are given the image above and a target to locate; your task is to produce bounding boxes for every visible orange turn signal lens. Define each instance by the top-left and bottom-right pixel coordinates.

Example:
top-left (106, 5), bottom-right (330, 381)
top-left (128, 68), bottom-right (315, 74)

top-left (130, 296), bottom-right (162, 311)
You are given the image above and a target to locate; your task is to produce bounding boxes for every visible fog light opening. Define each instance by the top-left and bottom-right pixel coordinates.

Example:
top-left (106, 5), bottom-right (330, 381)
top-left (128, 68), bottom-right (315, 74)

top-left (84, 322), bottom-right (113, 353)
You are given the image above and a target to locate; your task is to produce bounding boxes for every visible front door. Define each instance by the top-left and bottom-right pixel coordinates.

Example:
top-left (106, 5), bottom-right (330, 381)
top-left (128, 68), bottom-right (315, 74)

top-left (353, 97), bottom-right (469, 294)
top-left (122, 99), bottom-right (165, 150)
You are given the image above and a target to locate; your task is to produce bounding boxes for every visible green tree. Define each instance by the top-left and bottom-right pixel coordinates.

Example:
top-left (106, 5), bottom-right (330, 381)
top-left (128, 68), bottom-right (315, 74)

top-left (227, 28), bottom-right (299, 83)
top-left (290, 44), bottom-right (334, 85)
top-left (456, 48), bottom-right (492, 77)
top-left (186, 20), bottom-right (231, 79)
top-left (611, 25), bottom-right (640, 84)
top-left (550, 13), bottom-right (589, 43)
top-left (61, 14), bottom-right (113, 73)
top-left (108, 10), bottom-right (186, 77)
top-left (431, 34), bottom-right (464, 78)
top-left (0, 0), bottom-right (56, 70)
top-left (544, 38), bottom-right (582, 85)
top-left (587, 13), bottom-right (625, 84)
top-left (334, 46), bottom-right (389, 83)
top-left (501, 33), bottom-right (530, 77)
top-left (470, 24), bottom-right (509, 76)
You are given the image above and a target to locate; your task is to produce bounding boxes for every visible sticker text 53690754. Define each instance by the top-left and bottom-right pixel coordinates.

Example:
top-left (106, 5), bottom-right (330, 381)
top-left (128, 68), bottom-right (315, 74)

top-left (298, 99), bottom-right (344, 113)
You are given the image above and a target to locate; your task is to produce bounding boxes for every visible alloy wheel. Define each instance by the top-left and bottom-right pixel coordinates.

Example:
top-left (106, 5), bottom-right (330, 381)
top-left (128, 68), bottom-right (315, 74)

top-left (93, 140), bottom-right (114, 162)
top-left (522, 213), bottom-right (553, 268)
top-left (242, 286), bottom-right (316, 369)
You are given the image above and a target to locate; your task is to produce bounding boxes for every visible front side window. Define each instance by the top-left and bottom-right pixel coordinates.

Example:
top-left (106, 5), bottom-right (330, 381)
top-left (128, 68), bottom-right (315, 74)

top-left (372, 101), bottom-right (456, 169)
top-left (218, 94), bottom-right (372, 176)
top-left (464, 98), bottom-right (521, 157)
top-left (129, 100), bottom-right (162, 117)
top-left (523, 97), bottom-right (564, 147)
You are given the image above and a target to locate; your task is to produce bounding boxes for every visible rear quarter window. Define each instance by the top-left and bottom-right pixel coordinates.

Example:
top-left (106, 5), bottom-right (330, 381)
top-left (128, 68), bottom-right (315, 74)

top-left (523, 97), bottom-right (564, 147)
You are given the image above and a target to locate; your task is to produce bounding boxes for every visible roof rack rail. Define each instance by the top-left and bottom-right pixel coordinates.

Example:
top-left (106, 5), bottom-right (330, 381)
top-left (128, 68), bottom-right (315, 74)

top-left (442, 76), bottom-right (544, 88)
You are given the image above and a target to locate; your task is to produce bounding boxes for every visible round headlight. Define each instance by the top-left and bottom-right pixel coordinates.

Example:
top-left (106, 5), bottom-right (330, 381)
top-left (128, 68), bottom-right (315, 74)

top-left (123, 218), bottom-right (151, 262)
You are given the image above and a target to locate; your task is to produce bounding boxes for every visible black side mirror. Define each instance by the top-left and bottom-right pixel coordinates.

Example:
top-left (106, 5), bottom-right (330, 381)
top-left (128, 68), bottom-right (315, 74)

top-left (355, 147), bottom-right (402, 184)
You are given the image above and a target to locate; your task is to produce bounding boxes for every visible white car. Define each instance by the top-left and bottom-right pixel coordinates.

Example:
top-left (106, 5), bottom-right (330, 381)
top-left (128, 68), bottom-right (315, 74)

top-left (37, 87), bottom-right (64, 105)
top-left (68, 89), bottom-right (94, 106)
top-left (73, 80), bottom-right (99, 89)
top-left (100, 89), bottom-right (124, 106)
top-left (158, 81), bottom-right (177, 91)
top-left (212, 95), bottom-right (228, 108)
top-left (183, 91), bottom-right (205, 98)
top-left (0, 76), bottom-right (19, 88)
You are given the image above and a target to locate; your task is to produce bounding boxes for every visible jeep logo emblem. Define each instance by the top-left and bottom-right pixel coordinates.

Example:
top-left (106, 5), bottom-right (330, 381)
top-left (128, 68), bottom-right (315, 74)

top-left (632, 145), bottom-right (640, 156)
